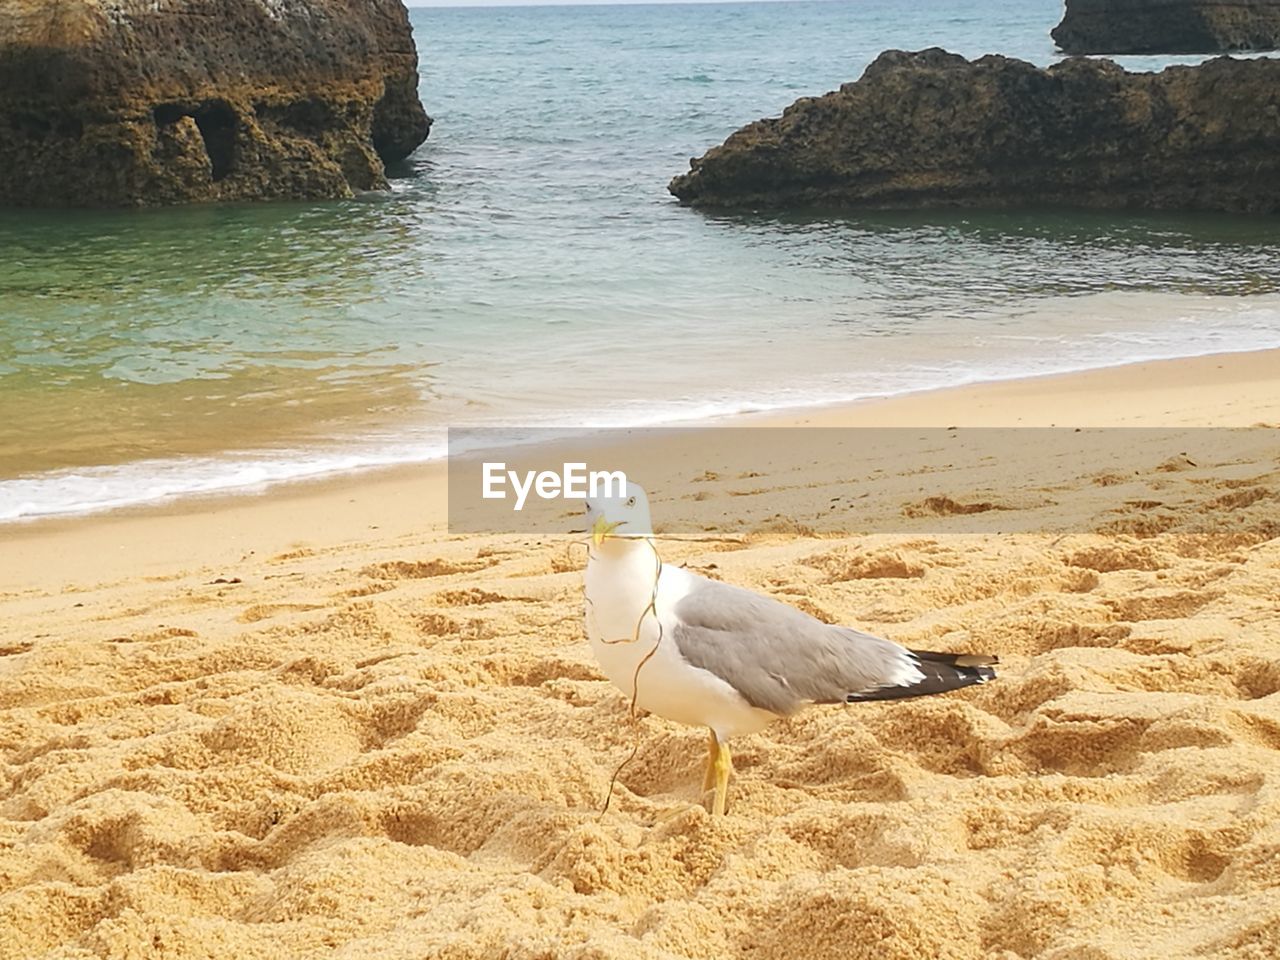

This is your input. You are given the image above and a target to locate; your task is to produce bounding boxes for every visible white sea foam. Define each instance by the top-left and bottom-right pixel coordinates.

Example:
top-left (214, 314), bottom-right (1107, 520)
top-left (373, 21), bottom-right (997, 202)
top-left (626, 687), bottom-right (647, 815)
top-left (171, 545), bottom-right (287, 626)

top-left (4, 326), bottom-right (1278, 525)
top-left (0, 444), bottom-right (447, 524)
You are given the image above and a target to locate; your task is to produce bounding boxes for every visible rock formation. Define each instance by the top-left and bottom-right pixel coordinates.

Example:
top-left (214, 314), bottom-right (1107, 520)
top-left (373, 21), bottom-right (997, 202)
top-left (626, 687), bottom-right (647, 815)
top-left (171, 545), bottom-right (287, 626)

top-left (668, 49), bottom-right (1280, 214)
top-left (1052, 0), bottom-right (1280, 54)
top-left (0, 0), bottom-right (432, 207)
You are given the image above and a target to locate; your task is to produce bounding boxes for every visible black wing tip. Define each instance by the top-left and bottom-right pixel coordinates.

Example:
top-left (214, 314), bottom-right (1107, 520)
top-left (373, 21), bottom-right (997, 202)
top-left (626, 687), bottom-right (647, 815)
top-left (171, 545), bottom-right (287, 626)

top-left (844, 648), bottom-right (997, 704)
top-left (912, 647), bottom-right (999, 686)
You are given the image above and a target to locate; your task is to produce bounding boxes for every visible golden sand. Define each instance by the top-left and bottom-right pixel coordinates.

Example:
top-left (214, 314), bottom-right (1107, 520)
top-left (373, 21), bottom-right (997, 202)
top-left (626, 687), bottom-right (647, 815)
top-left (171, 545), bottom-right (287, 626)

top-left (1, 350), bottom-right (1278, 959)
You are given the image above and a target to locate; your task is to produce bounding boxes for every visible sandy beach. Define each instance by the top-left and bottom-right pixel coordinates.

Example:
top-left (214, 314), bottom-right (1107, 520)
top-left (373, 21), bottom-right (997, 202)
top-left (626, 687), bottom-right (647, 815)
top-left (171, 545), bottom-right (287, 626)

top-left (2, 349), bottom-right (1279, 959)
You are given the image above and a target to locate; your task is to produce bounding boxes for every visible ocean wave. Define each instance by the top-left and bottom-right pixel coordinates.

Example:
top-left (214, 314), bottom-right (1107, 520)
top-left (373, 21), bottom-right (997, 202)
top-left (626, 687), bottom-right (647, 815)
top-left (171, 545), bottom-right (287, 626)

top-left (0, 443), bottom-right (446, 525)
top-left (6, 332), bottom-right (1278, 525)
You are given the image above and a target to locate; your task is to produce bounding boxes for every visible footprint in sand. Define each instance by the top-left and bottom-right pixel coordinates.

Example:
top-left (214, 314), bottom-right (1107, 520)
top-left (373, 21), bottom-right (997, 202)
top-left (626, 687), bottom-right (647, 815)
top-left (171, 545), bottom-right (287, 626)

top-left (361, 558), bottom-right (493, 580)
top-left (902, 495), bottom-right (1008, 518)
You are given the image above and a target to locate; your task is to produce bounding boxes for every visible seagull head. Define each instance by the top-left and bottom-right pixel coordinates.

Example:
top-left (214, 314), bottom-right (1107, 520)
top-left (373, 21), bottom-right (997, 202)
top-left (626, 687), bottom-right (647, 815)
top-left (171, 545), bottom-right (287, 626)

top-left (583, 482), bottom-right (653, 546)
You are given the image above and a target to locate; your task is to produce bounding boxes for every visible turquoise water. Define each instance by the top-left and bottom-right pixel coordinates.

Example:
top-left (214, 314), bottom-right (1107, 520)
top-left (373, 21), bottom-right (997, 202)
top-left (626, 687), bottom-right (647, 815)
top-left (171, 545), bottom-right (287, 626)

top-left (3, 0), bottom-right (1280, 521)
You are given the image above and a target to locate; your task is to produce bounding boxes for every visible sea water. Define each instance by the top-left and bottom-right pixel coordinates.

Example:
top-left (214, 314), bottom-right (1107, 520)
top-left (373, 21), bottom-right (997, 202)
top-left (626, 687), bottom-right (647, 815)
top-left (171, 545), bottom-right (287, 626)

top-left (2, 0), bottom-right (1279, 521)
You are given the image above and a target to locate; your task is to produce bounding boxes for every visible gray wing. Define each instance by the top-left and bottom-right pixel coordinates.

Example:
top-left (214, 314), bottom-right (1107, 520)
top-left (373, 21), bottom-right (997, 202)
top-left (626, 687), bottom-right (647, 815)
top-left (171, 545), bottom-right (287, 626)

top-left (670, 574), bottom-right (996, 716)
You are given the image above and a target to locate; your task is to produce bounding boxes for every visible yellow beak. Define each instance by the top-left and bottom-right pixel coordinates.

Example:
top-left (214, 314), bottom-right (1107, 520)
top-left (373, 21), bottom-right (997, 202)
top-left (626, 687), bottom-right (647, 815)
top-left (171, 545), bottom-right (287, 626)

top-left (591, 515), bottom-right (623, 547)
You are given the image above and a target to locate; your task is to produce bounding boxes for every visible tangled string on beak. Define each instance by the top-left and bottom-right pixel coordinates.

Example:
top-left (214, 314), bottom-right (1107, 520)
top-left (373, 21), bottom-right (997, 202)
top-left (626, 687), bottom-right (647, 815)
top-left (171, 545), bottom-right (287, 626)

top-left (591, 514), bottom-right (624, 547)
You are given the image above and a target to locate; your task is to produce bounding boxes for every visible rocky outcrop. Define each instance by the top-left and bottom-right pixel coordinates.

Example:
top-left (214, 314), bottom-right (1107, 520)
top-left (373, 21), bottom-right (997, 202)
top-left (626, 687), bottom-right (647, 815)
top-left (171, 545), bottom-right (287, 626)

top-left (1052, 0), bottom-right (1280, 54)
top-left (668, 49), bottom-right (1280, 214)
top-left (0, 0), bottom-right (431, 207)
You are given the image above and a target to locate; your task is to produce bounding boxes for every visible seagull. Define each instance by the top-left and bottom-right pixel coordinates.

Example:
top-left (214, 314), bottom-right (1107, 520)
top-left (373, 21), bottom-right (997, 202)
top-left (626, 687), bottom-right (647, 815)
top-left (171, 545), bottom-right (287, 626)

top-left (583, 482), bottom-right (997, 815)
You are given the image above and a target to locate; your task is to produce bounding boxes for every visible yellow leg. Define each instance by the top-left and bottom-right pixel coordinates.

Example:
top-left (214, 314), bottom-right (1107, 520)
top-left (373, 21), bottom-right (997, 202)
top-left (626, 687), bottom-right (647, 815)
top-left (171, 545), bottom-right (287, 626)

top-left (702, 729), bottom-right (719, 793)
top-left (711, 739), bottom-right (733, 816)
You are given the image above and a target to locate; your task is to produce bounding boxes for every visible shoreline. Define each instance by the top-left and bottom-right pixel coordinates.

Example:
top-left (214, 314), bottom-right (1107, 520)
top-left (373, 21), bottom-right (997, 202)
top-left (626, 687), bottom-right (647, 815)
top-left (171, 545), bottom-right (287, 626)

top-left (2, 345), bottom-right (1277, 592)
top-left (4, 341), bottom-right (1280, 529)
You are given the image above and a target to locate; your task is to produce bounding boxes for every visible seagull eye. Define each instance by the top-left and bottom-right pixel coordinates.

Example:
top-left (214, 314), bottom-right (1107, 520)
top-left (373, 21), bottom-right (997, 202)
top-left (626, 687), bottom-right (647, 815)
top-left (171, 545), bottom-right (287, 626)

top-left (584, 500), bottom-right (592, 510)
top-left (626, 496), bottom-right (636, 507)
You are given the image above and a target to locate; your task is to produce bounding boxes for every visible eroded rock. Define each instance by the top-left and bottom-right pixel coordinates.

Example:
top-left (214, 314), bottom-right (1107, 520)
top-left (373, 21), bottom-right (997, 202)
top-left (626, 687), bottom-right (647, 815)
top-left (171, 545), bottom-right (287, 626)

top-left (668, 49), bottom-right (1280, 214)
top-left (1052, 0), bottom-right (1280, 55)
top-left (0, 0), bottom-right (432, 207)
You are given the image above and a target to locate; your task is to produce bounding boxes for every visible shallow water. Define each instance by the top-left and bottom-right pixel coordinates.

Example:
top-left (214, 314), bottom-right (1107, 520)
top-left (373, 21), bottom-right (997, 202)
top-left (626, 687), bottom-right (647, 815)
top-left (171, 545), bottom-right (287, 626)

top-left (2, 0), bottom-right (1279, 521)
